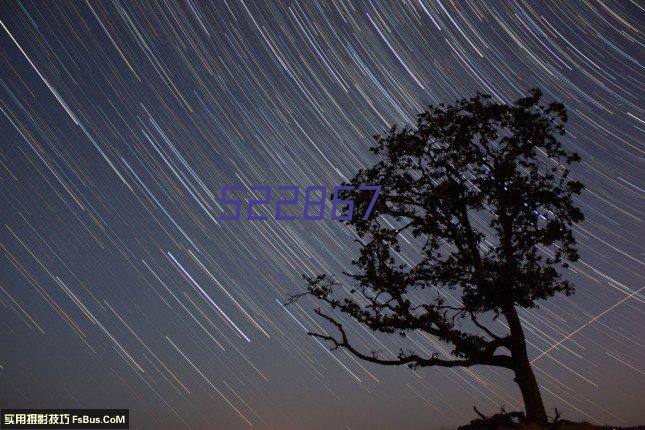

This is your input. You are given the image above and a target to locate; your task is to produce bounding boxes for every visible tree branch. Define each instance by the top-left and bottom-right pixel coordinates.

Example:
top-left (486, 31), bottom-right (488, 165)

top-left (310, 309), bottom-right (513, 369)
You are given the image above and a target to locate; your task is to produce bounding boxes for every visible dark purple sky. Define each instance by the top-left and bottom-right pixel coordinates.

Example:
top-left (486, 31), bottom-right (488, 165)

top-left (0, 1), bottom-right (643, 429)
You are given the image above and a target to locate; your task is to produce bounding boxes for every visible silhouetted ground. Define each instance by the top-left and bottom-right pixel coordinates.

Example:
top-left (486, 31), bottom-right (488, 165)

top-left (456, 408), bottom-right (644, 430)
top-left (458, 421), bottom-right (645, 430)
top-left (458, 425), bottom-right (645, 430)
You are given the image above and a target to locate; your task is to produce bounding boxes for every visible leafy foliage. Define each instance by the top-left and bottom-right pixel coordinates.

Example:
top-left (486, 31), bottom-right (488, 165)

top-left (290, 89), bottom-right (583, 371)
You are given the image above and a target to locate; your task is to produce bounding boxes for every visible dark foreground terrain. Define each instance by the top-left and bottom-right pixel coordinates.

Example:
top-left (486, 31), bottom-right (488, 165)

top-left (459, 422), bottom-right (644, 430)
top-left (456, 409), bottom-right (644, 430)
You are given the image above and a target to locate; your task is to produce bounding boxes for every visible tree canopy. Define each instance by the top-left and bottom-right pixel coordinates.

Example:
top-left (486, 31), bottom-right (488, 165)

top-left (289, 89), bottom-right (585, 425)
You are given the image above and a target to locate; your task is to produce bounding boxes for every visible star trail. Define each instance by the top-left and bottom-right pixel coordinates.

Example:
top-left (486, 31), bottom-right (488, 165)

top-left (0, 1), bottom-right (643, 429)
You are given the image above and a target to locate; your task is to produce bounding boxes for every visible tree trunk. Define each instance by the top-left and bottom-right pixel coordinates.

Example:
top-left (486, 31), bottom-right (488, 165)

top-left (503, 306), bottom-right (548, 426)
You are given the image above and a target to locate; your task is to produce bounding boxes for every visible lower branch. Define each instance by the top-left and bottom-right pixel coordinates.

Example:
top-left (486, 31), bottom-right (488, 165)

top-left (311, 309), bottom-right (513, 369)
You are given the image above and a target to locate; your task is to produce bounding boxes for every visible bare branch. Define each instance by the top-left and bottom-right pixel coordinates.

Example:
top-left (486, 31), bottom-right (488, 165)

top-left (311, 309), bottom-right (513, 369)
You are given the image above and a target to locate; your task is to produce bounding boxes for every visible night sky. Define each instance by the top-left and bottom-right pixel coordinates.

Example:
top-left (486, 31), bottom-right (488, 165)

top-left (0, 1), bottom-right (643, 429)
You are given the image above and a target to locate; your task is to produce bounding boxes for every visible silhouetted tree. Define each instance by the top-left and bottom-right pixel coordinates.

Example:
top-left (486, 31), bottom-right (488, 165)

top-left (290, 89), bottom-right (584, 425)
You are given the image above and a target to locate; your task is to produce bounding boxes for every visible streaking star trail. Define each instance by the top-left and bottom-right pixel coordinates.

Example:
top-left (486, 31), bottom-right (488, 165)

top-left (0, 1), bottom-right (643, 429)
